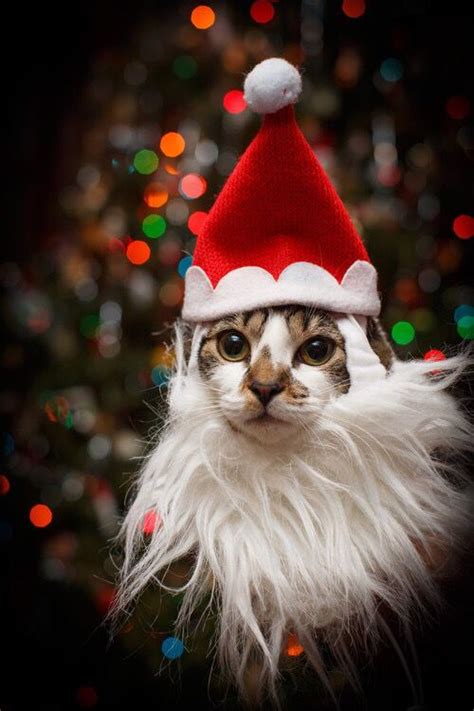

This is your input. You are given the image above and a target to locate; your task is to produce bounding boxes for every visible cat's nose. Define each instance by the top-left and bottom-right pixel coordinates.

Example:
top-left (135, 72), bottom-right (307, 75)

top-left (249, 381), bottom-right (284, 406)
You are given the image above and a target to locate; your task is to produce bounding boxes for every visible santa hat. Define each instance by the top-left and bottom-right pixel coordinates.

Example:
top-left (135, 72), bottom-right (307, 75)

top-left (183, 58), bottom-right (386, 388)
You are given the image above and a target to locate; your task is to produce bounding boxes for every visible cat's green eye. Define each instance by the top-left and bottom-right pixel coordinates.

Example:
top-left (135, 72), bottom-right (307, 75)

top-left (298, 337), bottom-right (334, 366)
top-left (217, 330), bottom-right (250, 362)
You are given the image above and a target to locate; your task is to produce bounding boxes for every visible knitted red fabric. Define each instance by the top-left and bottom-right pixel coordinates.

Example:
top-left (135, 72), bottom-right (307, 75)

top-left (192, 105), bottom-right (370, 287)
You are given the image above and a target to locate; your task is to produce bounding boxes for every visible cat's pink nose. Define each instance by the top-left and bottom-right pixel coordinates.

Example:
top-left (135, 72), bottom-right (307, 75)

top-left (249, 381), bottom-right (284, 406)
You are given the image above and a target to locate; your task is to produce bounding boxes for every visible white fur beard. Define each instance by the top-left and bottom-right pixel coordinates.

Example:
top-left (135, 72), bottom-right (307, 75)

top-left (114, 333), bottom-right (473, 706)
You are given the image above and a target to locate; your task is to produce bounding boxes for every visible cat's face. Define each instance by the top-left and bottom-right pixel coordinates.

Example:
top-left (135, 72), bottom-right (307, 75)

top-left (197, 306), bottom-right (351, 443)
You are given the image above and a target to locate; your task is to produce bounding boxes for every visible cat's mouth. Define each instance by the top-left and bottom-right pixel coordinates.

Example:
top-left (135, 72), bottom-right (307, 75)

top-left (253, 412), bottom-right (281, 423)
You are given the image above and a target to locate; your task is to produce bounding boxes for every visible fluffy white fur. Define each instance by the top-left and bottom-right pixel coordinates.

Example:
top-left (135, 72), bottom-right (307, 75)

top-left (112, 322), bottom-right (473, 706)
top-left (243, 57), bottom-right (302, 115)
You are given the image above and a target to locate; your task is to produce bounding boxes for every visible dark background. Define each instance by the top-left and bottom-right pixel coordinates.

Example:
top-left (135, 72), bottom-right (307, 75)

top-left (2, 2), bottom-right (473, 709)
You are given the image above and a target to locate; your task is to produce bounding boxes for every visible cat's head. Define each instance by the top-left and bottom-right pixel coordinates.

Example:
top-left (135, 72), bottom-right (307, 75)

top-left (195, 305), bottom-right (392, 443)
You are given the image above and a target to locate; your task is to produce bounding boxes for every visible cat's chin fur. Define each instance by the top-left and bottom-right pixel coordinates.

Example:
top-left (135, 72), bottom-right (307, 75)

top-left (113, 325), bottom-right (473, 707)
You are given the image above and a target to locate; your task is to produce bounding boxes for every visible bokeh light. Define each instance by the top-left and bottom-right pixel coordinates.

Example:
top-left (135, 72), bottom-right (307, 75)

top-left (423, 349), bottom-right (446, 362)
top-left (0, 475), bottom-right (10, 495)
top-left (380, 58), bottom-right (403, 82)
top-left (144, 183), bottom-right (169, 208)
top-left (173, 55), bottom-right (198, 80)
top-left (126, 240), bottom-right (151, 265)
top-left (178, 255), bottom-right (193, 277)
top-left (391, 321), bottom-right (415, 345)
top-left (457, 315), bottom-right (474, 340)
top-left (133, 149), bottom-right (159, 175)
top-left (30, 504), bottom-right (53, 528)
top-left (159, 280), bottom-right (183, 306)
top-left (188, 211), bottom-right (208, 235)
top-left (286, 633), bottom-right (304, 656)
top-left (161, 636), bottom-right (185, 659)
top-left (143, 214), bottom-right (167, 238)
top-left (250, 0), bottom-right (275, 24)
top-left (454, 304), bottom-right (474, 323)
top-left (223, 89), bottom-right (247, 114)
top-left (190, 5), bottom-right (215, 30)
top-left (160, 132), bottom-right (186, 158)
top-left (143, 510), bottom-right (161, 534)
top-left (2, 432), bottom-right (15, 456)
top-left (80, 313), bottom-right (100, 339)
top-left (446, 96), bottom-right (470, 120)
top-left (195, 139), bottom-right (218, 166)
top-left (75, 686), bottom-right (98, 708)
top-left (342, 0), bottom-right (365, 18)
top-left (452, 214), bottom-right (474, 239)
top-left (179, 173), bottom-right (207, 199)
top-left (151, 365), bottom-right (170, 385)
top-left (44, 395), bottom-right (73, 428)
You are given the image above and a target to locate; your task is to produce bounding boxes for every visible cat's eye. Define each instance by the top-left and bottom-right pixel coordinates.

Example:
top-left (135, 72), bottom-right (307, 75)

top-left (298, 337), bottom-right (334, 366)
top-left (217, 330), bottom-right (250, 362)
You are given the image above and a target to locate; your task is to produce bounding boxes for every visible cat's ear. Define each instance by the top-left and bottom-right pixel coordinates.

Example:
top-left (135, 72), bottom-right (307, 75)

top-left (366, 317), bottom-right (394, 370)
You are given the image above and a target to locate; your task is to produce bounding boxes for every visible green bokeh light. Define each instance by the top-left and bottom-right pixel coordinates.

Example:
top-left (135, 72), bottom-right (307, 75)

top-left (80, 314), bottom-right (100, 339)
top-left (457, 315), bottom-right (474, 340)
top-left (173, 55), bottom-right (197, 79)
top-left (391, 320), bottom-right (415, 345)
top-left (133, 149), bottom-right (159, 175)
top-left (142, 214), bottom-right (167, 238)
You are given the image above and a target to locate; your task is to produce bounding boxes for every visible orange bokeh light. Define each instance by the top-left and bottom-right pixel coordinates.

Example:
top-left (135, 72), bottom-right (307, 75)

top-left (160, 132), bottom-right (186, 158)
top-left (144, 182), bottom-right (169, 208)
top-left (126, 240), bottom-right (151, 265)
top-left (286, 633), bottom-right (304, 657)
top-left (190, 5), bottom-right (216, 30)
top-left (342, 0), bottom-right (365, 18)
top-left (30, 504), bottom-right (53, 528)
top-left (0, 475), bottom-right (10, 495)
top-left (180, 174), bottom-right (207, 199)
top-left (164, 163), bottom-right (179, 176)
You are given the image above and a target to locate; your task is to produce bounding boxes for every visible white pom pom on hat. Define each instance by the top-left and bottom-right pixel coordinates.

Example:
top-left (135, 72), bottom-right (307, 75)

top-left (243, 57), bottom-right (302, 115)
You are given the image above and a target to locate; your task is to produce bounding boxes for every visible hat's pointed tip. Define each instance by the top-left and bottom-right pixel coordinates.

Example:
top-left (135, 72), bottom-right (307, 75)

top-left (243, 58), bottom-right (302, 116)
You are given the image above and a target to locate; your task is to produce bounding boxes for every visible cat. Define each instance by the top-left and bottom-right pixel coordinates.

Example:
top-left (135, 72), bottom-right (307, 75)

top-left (112, 306), bottom-right (472, 707)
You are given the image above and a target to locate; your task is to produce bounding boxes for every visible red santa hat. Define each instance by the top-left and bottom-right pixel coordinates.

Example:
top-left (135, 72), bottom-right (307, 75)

top-left (183, 58), bottom-right (386, 387)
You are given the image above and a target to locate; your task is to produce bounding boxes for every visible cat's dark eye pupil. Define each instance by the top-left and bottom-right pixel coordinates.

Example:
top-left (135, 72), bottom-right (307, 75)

top-left (306, 339), bottom-right (328, 360)
top-left (224, 333), bottom-right (245, 356)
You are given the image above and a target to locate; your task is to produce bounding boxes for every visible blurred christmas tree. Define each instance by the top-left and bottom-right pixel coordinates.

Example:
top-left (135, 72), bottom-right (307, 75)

top-left (1, 2), bottom-right (473, 708)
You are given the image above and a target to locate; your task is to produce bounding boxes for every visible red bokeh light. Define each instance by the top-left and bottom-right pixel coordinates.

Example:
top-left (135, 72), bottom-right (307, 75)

top-left (30, 504), bottom-right (53, 528)
top-left (126, 240), bottom-right (151, 264)
top-left (0, 475), bottom-right (10, 495)
top-left (446, 95), bottom-right (470, 120)
top-left (423, 349), bottom-right (446, 362)
top-left (76, 686), bottom-right (98, 708)
top-left (223, 89), bottom-right (247, 114)
top-left (342, 0), bottom-right (366, 18)
top-left (188, 211), bottom-right (208, 235)
top-left (250, 0), bottom-right (275, 24)
top-left (452, 214), bottom-right (474, 240)
top-left (143, 510), bottom-right (162, 534)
